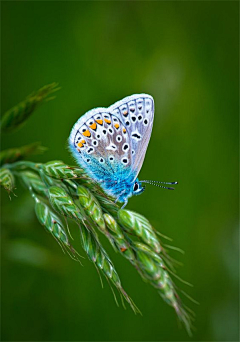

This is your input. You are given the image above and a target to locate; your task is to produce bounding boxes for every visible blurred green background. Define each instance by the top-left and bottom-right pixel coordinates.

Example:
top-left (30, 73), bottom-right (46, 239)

top-left (1, 1), bottom-right (239, 341)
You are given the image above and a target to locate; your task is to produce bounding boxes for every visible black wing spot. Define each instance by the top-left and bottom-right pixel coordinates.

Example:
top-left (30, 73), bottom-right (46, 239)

top-left (103, 129), bottom-right (107, 134)
top-left (144, 119), bottom-right (148, 125)
top-left (86, 158), bottom-right (90, 163)
top-left (126, 121), bottom-right (130, 126)
top-left (130, 108), bottom-right (135, 113)
top-left (131, 116), bottom-right (136, 122)
top-left (132, 133), bottom-right (141, 140)
top-left (87, 147), bottom-right (94, 154)
top-left (123, 143), bottom-right (129, 151)
top-left (122, 158), bottom-right (128, 164)
top-left (138, 115), bottom-right (142, 121)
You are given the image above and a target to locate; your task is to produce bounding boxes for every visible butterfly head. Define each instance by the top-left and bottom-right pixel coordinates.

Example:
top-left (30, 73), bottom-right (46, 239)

top-left (132, 179), bottom-right (145, 196)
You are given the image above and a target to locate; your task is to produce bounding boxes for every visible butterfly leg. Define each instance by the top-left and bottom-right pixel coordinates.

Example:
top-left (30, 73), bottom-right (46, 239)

top-left (121, 198), bottom-right (128, 209)
top-left (114, 190), bottom-right (126, 204)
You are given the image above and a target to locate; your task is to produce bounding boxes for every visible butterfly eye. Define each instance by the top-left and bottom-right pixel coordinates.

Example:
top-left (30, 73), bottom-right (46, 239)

top-left (133, 182), bottom-right (139, 191)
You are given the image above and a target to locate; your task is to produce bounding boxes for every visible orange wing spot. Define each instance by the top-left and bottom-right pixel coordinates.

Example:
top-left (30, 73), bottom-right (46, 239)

top-left (82, 130), bottom-right (91, 137)
top-left (96, 119), bottom-right (103, 125)
top-left (123, 110), bottom-right (128, 116)
top-left (104, 118), bottom-right (111, 124)
top-left (89, 123), bottom-right (97, 130)
top-left (123, 128), bottom-right (127, 133)
top-left (120, 247), bottom-right (127, 252)
top-left (114, 123), bottom-right (120, 129)
top-left (77, 139), bottom-right (86, 148)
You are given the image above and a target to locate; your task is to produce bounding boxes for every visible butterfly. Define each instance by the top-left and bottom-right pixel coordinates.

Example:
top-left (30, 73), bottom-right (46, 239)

top-left (69, 94), bottom-right (177, 208)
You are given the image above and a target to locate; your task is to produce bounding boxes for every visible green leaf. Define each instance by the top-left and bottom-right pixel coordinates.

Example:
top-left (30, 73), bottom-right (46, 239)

top-left (1, 83), bottom-right (60, 132)
top-left (0, 142), bottom-right (47, 166)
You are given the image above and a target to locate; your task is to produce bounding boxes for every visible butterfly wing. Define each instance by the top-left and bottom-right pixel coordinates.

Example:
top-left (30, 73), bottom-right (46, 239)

top-left (109, 94), bottom-right (154, 180)
top-left (69, 108), bottom-right (132, 184)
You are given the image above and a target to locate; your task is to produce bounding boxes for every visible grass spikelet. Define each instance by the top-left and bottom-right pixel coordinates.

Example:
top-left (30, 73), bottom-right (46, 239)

top-left (48, 186), bottom-right (83, 220)
top-left (19, 170), bottom-right (48, 197)
top-left (0, 142), bottom-right (47, 166)
top-left (1, 83), bottom-right (59, 132)
top-left (42, 160), bottom-right (84, 180)
top-left (34, 197), bottom-right (70, 247)
top-left (118, 209), bottom-right (162, 254)
top-left (133, 242), bottom-right (193, 334)
top-left (0, 167), bottom-right (15, 193)
top-left (77, 186), bottom-right (106, 234)
top-left (93, 193), bottom-right (119, 216)
top-left (79, 222), bottom-right (140, 314)
top-left (104, 213), bottom-right (135, 262)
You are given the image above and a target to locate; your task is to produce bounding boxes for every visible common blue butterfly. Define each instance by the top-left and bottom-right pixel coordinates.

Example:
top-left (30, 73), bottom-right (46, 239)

top-left (69, 94), bottom-right (177, 207)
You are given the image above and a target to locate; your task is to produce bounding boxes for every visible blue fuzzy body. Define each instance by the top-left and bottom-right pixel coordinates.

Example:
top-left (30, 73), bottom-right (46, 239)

top-left (69, 143), bottom-right (137, 202)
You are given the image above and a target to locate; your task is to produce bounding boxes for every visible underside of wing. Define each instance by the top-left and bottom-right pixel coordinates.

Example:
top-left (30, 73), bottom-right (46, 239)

top-left (109, 94), bottom-right (154, 179)
top-left (69, 109), bottom-right (132, 184)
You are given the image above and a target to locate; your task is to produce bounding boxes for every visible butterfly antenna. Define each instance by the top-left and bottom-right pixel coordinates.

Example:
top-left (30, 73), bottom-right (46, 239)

top-left (140, 180), bottom-right (178, 190)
